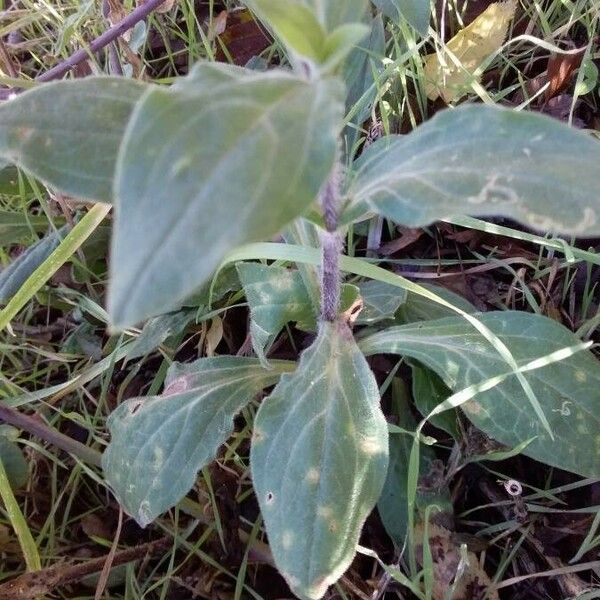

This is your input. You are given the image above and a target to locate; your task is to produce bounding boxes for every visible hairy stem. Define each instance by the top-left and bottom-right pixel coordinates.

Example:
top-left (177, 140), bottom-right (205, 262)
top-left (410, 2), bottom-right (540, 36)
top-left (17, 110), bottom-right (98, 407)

top-left (320, 167), bottom-right (342, 322)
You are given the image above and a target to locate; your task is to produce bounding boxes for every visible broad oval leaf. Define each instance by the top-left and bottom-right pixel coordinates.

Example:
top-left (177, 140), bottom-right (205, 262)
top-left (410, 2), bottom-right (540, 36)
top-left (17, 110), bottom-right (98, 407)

top-left (0, 78), bottom-right (147, 203)
top-left (102, 356), bottom-right (292, 526)
top-left (344, 104), bottom-right (600, 236)
top-left (360, 311), bottom-right (600, 478)
top-left (371, 0), bottom-right (431, 34)
top-left (0, 226), bottom-right (68, 305)
top-left (109, 65), bottom-right (344, 328)
top-left (251, 320), bottom-right (389, 599)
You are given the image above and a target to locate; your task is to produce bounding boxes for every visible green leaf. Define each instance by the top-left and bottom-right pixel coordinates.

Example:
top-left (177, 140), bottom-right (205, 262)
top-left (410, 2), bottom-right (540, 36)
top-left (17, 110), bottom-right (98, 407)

top-left (0, 78), bottom-right (147, 203)
top-left (251, 320), bottom-right (388, 599)
top-left (247, 0), bottom-right (328, 62)
top-left (317, 0), bottom-right (369, 30)
top-left (411, 364), bottom-right (459, 440)
top-left (127, 310), bottom-right (195, 360)
top-left (360, 312), bottom-right (600, 478)
top-left (0, 211), bottom-right (58, 246)
top-left (343, 14), bottom-right (385, 148)
top-left (0, 437), bottom-right (28, 490)
top-left (109, 65), bottom-right (344, 328)
top-left (378, 378), bottom-right (451, 547)
top-left (371, 0), bottom-right (431, 35)
top-left (0, 226), bottom-right (68, 305)
top-left (237, 263), bottom-right (315, 364)
top-left (253, 0), bottom-right (368, 31)
top-left (322, 23), bottom-right (370, 71)
top-left (236, 262), bottom-right (360, 365)
top-left (102, 356), bottom-right (291, 526)
top-left (397, 283), bottom-right (476, 323)
top-left (0, 204), bottom-right (110, 332)
top-left (172, 61), bottom-right (253, 92)
top-left (358, 279), bottom-right (406, 323)
top-left (0, 165), bottom-right (35, 197)
top-left (344, 104), bottom-right (600, 236)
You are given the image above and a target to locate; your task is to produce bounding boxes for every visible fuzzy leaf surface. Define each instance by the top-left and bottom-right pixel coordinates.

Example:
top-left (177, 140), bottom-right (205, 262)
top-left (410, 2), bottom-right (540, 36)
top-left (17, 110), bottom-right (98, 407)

top-left (345, 104), bottom-right (600, 236)
top-left (110, 65), bottom-right (344, 328)
top-left (252, 0), bottom-right (368, 31)
top-left (0, 78), bottom-right (146, 202)
top-left (358, 279), bottom-right (406, 323)
top-left (237, 263), bottom-right (402, 363)
top-left (126, 310), bottom-right (195, 359)
top-left (237, 263), bottom-right (316, 364)
top-left (371, 0), bottom-right (431, 34)
top-left (103, 357), bottom-right (291, 526)
top-left (251, 320), bottom-right (388, 599)
top-left (360, 312), bottom-right (600, 477)
top-left (397, 283), bottom-right (476, 323)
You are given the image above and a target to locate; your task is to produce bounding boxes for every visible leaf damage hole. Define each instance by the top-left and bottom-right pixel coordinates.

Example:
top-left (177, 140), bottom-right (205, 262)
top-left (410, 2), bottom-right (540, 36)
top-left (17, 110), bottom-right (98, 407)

top-left (265, 491), bottom-right (275, 505)
top-left (503, 479), bottom-right (522, 496)
top-left (129, 400), bottom-right (144, 415)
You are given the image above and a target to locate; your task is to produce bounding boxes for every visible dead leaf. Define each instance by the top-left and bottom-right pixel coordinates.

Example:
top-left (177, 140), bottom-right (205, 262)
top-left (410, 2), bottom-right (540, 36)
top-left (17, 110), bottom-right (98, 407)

top-left (379, 227), bottom-right (423, 255)
top-left (215, 8), bottom-right (271, 66)
top-left (208, 10), bottom-right (229, 41)
top-left (424, 0), bottom-right (517, 103)
top-left (204, 316), bottom-right (223, 357)
top-left (415, 523), bottom-right (500, 600)
top-left (81, 514), bottom-right (112, 541)
top-left (546, 47), bottom-right (586, 100)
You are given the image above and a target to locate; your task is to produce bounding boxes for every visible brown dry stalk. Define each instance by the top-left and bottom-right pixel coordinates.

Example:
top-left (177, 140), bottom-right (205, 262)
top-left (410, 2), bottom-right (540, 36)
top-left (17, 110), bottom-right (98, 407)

top-left (0, 537), bottom-right (171, 600)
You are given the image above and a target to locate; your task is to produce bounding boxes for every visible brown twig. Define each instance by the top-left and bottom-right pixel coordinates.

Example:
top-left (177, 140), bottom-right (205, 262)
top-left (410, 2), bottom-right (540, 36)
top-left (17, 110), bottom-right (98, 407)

top-left (0, 536), bottom-right (171, 600)
top-left (0, 404), bottom-right (102, 467)
top-left (0, 0), bottom-right (167, 100)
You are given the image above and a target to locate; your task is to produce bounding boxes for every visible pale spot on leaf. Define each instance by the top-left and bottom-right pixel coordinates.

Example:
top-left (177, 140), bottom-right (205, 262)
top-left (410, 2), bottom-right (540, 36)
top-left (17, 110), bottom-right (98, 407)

top-left (282, 530), bottom-right (294, 549)
top-left (359, 437), bottom-right (385, 455)
top-left (317, 505), bottom-right (333, 519)
top-left (305, 468), bottom-right (320, 484)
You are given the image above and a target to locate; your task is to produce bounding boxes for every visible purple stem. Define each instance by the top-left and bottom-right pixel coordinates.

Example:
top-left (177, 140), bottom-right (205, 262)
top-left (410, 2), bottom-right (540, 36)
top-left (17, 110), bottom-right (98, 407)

top-left (0, 0), bottom-right (166, 99)
top-left (320, 168), bottom-right (342, 322)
